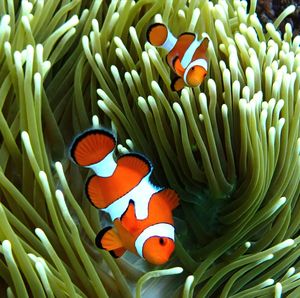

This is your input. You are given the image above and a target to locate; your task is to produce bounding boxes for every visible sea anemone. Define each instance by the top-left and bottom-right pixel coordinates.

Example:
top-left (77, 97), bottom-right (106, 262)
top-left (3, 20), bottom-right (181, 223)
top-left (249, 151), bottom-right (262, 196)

top-left (0, 0), bottom-right (299, 297)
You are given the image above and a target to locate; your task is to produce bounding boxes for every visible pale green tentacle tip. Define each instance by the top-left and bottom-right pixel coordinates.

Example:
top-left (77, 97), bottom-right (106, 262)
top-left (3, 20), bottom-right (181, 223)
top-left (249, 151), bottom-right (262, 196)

top-left (154, 14), bottom-right (163, 23)
top-left (136, 267), bottom-right (183, 298)
top-left (35, 228), bottom-right (44, 237)
top-left (27, 253), bottom-right (38, 263)
top-left (271, 197), bottom-right (287, 214)
top-left (35, 228), bottom-right (48, 244)
top-left (1, 14), bottom-right (10, 25)
top-left (274, 282), bottom-right (282, 298)
top-left (245, 241), bottom-right (251, 248)
top-left (284, 267), bottom-right (296, 279)
top-left (21, 0), bottom-right (33, 12)
top-left (4, 41), bottom-right (11, 54)
top-left (261, 253), bottom-right (274, 263)
top-left (82, 35), bottom-right (89, 48)
top-left (117, 144), bottom-right (130, 154)
top-left (222, 104), bottom-right (228, 115)
top-left (183, 275), bottom-right (194, 298)
top-left (55, 190), bottom-right (73, 227)
top-left (261, 278), bottom-right (275, 288)
top-left (276, 238), bottom-right (295, 251)
top-left (66, 15), bottom-right (80, 28)
top-left (6, 287), bottom-right (15, 298)
top-left (55, 189), bottom-right (65, 204)
top-left (2, 240), bottom-right (11, 252)
top-left (21, 15), bottom-right (31, 28)
top-left (54, 161), bottom-right (63, 175)
top-left (38, 170), bottom-right (48, 185)
top-left (21, 131), bottom-right (29, 141)
top-left (92, 115), bottom-right (100, 127)
top-left (92, 19), bottom-right (99, 31)
top-left (21, 131), bottom-right (32, 153)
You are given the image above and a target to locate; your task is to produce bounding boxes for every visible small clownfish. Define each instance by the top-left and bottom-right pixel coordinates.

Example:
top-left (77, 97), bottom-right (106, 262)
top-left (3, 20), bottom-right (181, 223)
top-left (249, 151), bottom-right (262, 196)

top-left (146, 23), bottom-right (209, 92)
top-left (70, 129), bottom-right (179, 265)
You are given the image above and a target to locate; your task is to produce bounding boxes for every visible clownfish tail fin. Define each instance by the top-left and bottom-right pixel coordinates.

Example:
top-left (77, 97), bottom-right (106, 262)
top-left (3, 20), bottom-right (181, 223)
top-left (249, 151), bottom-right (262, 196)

top-left (147, 23), bottom-right (176, 51)
top-left (199, 37), bottom-right (209, 53)
top-left (95, 227), bottom-right (126, 258)
top-left (147, 23), bottom-right (168, 46)
top-left (70, 129), bottom-right (117, 176)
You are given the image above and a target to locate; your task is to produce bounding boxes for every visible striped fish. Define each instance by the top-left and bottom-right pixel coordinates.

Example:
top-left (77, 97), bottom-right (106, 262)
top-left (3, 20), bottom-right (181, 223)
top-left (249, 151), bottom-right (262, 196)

top-left (70, 129), bottom-right (179, 265)
top-left (147, 23), bottom-right (209, 91)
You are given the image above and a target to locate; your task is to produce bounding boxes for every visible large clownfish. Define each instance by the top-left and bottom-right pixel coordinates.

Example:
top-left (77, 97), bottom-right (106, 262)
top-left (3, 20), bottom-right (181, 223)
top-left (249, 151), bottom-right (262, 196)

top-left (147, 23), bottom-right (209, 92)
top-left (70, 129), bottom-right (179, 265)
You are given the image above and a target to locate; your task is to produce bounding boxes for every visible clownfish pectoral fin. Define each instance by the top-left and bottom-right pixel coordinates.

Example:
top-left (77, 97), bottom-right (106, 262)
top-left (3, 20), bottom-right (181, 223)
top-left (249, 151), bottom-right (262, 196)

top-left (95, 227), bottom-right (126, 258)
top-left (146, 23), bottom-right (168, 47)
top-left (173, 57), bottom-right (185, 76)
top-left (120, 201), bottom-right (139, 233)
top-left (171, 76), bottom-right (185, 92)
top-left (70, 129), bottom-right (116, 168)
top-left (161, 189), bottom-right (180, 210)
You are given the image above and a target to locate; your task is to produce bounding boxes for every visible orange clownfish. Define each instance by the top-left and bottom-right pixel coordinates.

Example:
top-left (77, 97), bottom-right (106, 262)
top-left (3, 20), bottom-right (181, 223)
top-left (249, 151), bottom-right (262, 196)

top-left (70, 129), bottom-right (179, 265)
top-left (146, 23), bottom-right (209, 92)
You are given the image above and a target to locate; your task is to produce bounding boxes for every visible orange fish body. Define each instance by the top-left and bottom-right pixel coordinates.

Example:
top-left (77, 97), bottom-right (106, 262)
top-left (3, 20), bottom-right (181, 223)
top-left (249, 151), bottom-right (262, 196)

top-left (70, 129), bottom-right (179, 265)
top-left (147, 23), bottom-right (209, 91)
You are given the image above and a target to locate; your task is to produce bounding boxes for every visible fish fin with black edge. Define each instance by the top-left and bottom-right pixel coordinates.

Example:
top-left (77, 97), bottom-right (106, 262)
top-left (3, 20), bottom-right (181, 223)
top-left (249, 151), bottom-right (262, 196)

top-left (95, 226), bottom-right (126, 258)
top-left (171, 76), bottom-right (185, 92)
top-left (146, 23), bottom-right (168, 46)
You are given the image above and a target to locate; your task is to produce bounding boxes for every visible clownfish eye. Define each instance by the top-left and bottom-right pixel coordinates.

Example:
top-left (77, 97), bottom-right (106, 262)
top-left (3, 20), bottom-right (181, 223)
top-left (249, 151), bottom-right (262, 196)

top-left (159, 237), bottom-right (165, 245)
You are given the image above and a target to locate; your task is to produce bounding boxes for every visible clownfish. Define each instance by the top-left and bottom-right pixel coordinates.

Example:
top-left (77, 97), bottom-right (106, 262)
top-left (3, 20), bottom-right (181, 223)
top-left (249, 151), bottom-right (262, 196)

top-left (146, 23), bottom-right (209, 92)
top-left (70, 129), bottom-right (179, 265)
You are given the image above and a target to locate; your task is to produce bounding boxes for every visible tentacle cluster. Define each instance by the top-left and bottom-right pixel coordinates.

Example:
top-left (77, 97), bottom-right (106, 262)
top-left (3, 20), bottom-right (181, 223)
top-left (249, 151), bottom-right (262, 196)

top-left (0, 0), bottom-right (299, 297)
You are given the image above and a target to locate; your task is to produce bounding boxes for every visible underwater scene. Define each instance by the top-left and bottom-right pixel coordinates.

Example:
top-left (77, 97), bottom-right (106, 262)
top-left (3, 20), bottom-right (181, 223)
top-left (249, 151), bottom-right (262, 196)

top-left (0, 0), bottom-right (299, 297)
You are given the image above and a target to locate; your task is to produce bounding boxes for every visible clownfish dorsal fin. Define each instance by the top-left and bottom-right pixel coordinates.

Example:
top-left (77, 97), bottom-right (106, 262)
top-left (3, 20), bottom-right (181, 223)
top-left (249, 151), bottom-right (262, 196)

top-left (161, 189), bottom-right (180, 210)
top-left (199, 37), bottom-right (209, 53)
top-left (70, 129), bottom-right (117, 177)
top-left (95, 227), bottom-right (126, 258)
top-left (117, 153), bottom-right (152, 178)
top-left (177, 32), bottom-right (196, 47)
top-left (172, 56), bottom-right (185, 76)
top-left (171, 76), bottom-right (185, 92)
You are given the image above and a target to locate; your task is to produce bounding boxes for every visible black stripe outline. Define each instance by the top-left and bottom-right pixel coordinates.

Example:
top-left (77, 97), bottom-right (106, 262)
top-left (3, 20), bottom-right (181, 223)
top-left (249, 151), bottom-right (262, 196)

top-left (69, 128), bottom-right (116, 165)
top-left (95, 226), bottom-right (113, 249)
top-left (95, 227), bottom-right (124, 258)
top-left (146, 23), bottom-right (168, 45)
top-left (178, 32), bottom-right (196, 39)
top-left (170, 77), bottom-right (183, 92)
top-left (85, 175), bottom-right (103, 209)
top-left (85, 153), bottom-right (154, 212)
